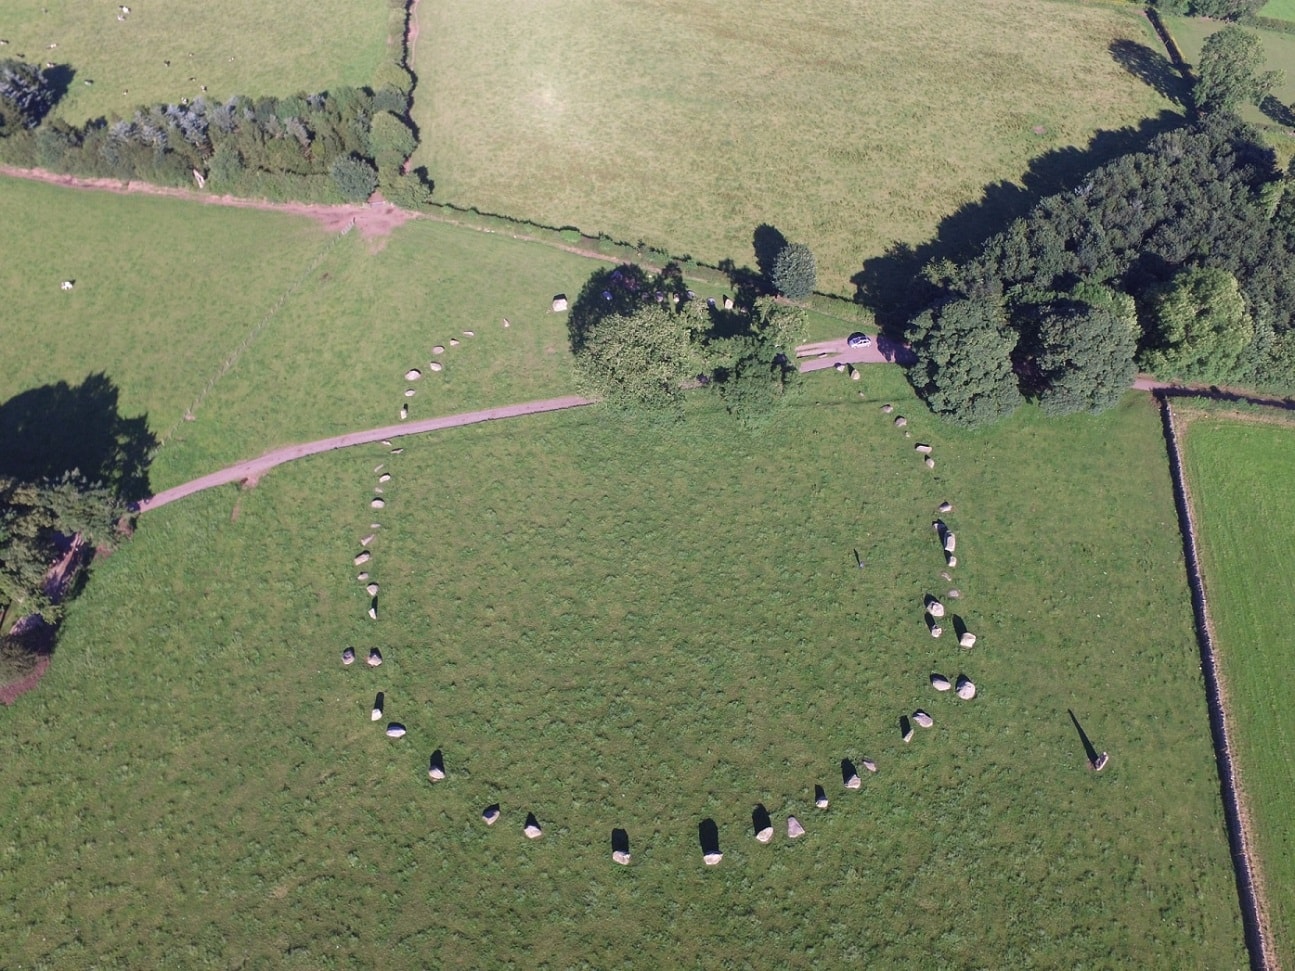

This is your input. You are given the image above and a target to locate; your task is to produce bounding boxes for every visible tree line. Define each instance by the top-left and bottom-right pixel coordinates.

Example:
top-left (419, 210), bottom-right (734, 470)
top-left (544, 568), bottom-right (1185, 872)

top-left (0, 59), bottom-right (430, 206)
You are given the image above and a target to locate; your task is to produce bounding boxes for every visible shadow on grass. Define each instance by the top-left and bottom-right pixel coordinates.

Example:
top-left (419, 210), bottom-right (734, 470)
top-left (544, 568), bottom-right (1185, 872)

top-left (850, 110), bottom-right (1187, 336)
top-left (1067, 709), bottom-right (1100, 766)
top-left (0, 372), bottom-right (156, 504)
top-left (1109, 39), bottom-right (1192, 109)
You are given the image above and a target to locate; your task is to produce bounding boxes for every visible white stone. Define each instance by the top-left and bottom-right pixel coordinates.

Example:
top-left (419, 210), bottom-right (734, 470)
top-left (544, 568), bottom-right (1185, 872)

top-left (399, 405), bottom-right (408, 420)
top-left (428, 361), bottom-right (443, 372)
top-left (354, 551), bottom-right (372, 565)
top-left (612, 850), bottom-right (631, 865)
top-left (464, 330), bottom-right (475, 337)
top-left (357, 572), bottom-right (370, 582)
top-left (371, 498), bottom-right (385, 509)
top-left (914, 710), bottom-right (934, 728)
top-left (374, 464), bottom-right (385, 474)
top-left (449, 339), bottom-right (460, 347)
top-left (524, 823), bottom-right (543, 840)
top-left (432, 345), bottom-right (445, 354)
top-left (404, 369), bottom-right (422, 381)
top-left (379, 473), bottom-right (391, 483)
top-left (755, 826), bottom-right (774, 844)
top-left (845, 773), bottom-right (861, 790)
top-left (925, 457), bottom-right (935, 469)
top-left (703, 852), bottom-right (723, 865)
top-left (863, 760), bottom-right (877, 773)
top-left (368, 606), bottom-right (378, 620)
top-left (930, 625), bottom-right (943, 638)
top-left (903, 725), bottom-right (914, 743)
top-left (894, 416), bottom-right (907, 427)
top-left (428, 767), bottom-right (446, 781)
top-left (552, 296), bottom-right (569, 312)
top-left (931, 673), bottom-right (951, 691)
top-left (938, 501), bottom-right (953, 513)
top-left (915, 443), bottom-right (932, 454)
top-left (404, 389), bottom-right (416, 397)
top-left (385, 723), bottom-right (406, 738)
top-left (482, 807), bottom-right (500, 825)
top-left (367, 648), bottom-right (382, 666)
top-left (366, 583), bottom-right (379, 596)
top-left (342, 647), bottom-right (355, 665)
top-left (360, 534), bottom-right (376, 547)
top-left (787, 816), bottom-right (805, 839)
top-left (882, 404), bottom-right (893, 413)
top-left (815, 795), bottom-right (829, 809)
top-left (960, 632), bottom-right (976, 649)
top-left (390, 447), bottom-right (404, 454)
top-left (927, 599), bottom-right (945, 618)
top-left (956, 676), bottom-right (977, 700)
top-left (851, 368), bottom-right (861, 381)
top-left (946, 555), bottom-right (958, 568)
top-left (834, 362), bottom-right (846, 373)
top-left (371, 707), bottom-right (383, 722)
top-left (944, 533), bottom-right (956, 553)
top-left (60, 280), bottom-right (74, 290)
top-left (502, 318), bottom-right (511, 328)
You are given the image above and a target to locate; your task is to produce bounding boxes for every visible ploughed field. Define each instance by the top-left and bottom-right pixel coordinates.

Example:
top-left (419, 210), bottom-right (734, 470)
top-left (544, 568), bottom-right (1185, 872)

top-left (0, 372), bottom-right (1244, 967)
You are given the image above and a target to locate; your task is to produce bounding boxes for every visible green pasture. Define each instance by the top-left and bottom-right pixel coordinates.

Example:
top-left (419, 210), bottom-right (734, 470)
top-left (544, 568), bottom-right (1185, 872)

top-left (1165, 15), bottom-right (1295, 132)
top-left (1181, 411), bottom-right (1295, 969)
top-left (0, 0), bottom-right (392, 124)
top-left (1258, 0), bottom-right (1295, 24)
top-left (0, 373), bottom-right (1243, 967)
top-left (411, 0), bottom-right (1177, 295)
top-left (0, 177), bottom-right (610, 491)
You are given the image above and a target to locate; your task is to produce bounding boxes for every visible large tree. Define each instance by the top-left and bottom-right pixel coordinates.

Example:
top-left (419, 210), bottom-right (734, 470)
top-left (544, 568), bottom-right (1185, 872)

top-left (1195, 27), bottom-right (1281, 114)
top-left (908, 296), bottom-right (1023, 426)
top-left (574, 302), bottom-right (704, 413)
top-left (708, 300), bottom-right (807, 425)
top-left (1016, 284), bottom-right (1139, 416)
top-left (1139, 266), bottom-right (1254, 382)
top-left (0, 60), bottom-right (56, 134)
top-left (772, 243), bottom-right (817, 301)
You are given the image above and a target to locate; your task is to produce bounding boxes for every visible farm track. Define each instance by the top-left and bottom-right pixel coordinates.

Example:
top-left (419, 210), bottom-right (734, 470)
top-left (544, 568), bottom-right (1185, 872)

top-left (1159, 395), bottom-right (1275, 971)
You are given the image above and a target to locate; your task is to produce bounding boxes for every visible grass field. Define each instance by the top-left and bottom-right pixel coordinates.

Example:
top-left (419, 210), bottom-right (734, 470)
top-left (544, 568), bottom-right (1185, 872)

top-left (0, 177), bottom-right (613, 492)
top-left (1258, 0), bottom-right (1295, 24)
top-left (410, 0), bottom-right (1177, 295)
top-left (1181, 411), bottom-right (1295, 969)
top-left (0, 371), bottom-right (1244, 967)
top-left (0, 0), bottom-right (392, 124)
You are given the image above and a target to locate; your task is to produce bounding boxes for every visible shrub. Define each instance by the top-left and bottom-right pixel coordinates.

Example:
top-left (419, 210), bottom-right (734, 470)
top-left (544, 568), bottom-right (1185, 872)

top-left (772, 242), bottom-right (816, 300)
top-left (330, 154), bottom-right (379, 202)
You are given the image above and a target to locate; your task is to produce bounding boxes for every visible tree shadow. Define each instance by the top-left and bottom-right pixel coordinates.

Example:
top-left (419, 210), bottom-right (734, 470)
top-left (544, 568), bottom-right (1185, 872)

top-left (752, 224), bottom-right (788, 290)
top-left (566, 263), bottom-right (687, 354)
top-left (850, 110), bottom-right (1187, 336)
top-left (0, 373), bottom-right (156, 503)
top-left (1109, 40), bottom-right (1192, 108)
top-left (1260, 94), bottom-right (1295, 130)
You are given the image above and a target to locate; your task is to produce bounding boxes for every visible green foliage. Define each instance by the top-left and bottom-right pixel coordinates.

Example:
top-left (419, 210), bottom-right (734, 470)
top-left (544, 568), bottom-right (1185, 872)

top-left (368, 111), bottom-right (417, 174)
top-left (1184, 0), bottom-right (1267, 19)
top-left (908, 296), bottom-right (1023, 426)
top-left (1195, 26), bottom-right (1281, 113)
top-left (574, 302), bottom-right (703, 414)
top-left (0, 60), bottom-right (56, 134)
top-left (772, 242), bottom-right (817, 301)
top-left (1139, 266), bottom-right (1254, 381)
top-left (329, 153), bottom-right (379, 202)
top-left (1015, 284), bottom-right (1138, 416)
top-left (708, 300), bottom-right (807, 425)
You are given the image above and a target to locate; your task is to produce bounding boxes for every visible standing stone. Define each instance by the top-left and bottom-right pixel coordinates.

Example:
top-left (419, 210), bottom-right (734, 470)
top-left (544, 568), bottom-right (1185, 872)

top-left (524, 813), bottom-right (543, 839)
top-left (913, 709), bottom-right (934, 728)
top-left (814, 784), bottom-right (829, 809)
top-left (428, 749), bottom-right (446, 781)
top-left (959, 632), bottom-right (977, 649)
top-left (385, 723), bottom-right (406, 738)
top-left (482, 804), bottom-right (501, 825)
top-left (341, 647), bottom-right (355, 665)
top-left (367, 648), bottom-right (383, 667)
top-left (371, 691), bottom-right (384, 721)
top-left (931, 673), bottom-right (951, 691)
top-left (956, 676), bottom-right (977, 700)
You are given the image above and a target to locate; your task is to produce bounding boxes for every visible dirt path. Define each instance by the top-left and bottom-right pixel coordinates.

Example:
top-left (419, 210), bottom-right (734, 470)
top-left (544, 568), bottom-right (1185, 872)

top-left (0, 656), bottom-right (51, 707)
top-left (0, 164), bottom-right (416, 239)
top-left (135, 395), bottom-right (594, 513)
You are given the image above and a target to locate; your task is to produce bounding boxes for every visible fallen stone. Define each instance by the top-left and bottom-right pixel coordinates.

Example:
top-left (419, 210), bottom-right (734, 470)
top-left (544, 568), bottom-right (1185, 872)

top-left (360, 534), bottom-right (376, 547)
top-left (956, 675), bottom-right (977, 700)
top-left (464, 330), bottom-right (475, 337)
top-left (404, 389), bottom-right (416, 397)
top-left (390, 447), bottom-right (404, 454)
top-left (882, 404), bottom-right (893, 414)
top-left (938, 501), bottom-right (952, 513)
top-left (913, 710), bottom-right (934, 728)
top-left (432, 345), bottom-right (445, 354)
top-left (371, 498), bottom-right (385, 509)
top-left (931, 673), bottom-right (951, 691)
top-left (354, 551), bottom-right (372, 565)
top-left (894, 416), bottom-right (907, 427)
top-left (862, 760), bottom-right (877, 773)
top-left (915, 443), bottom-right (932, 454)
top-left (374, 464), bottom-right (385, 474)
top-left (429, 361), bottom-right (443, 372)
top-left (482, 804), bottom-right (500, 825)
top-left (959, 632), bottom-right (976, 649)
top-left (378, 473), bottom-right (391, 483)
top-left (405, 369), bottom-right (422, 381)
top-left (342, 647), bottom-right (355, 665)
top-left (366, 583), bottom-right (379, 596)
top-left (925, 457), bottom-right (935, 469)
top-left (386, 723), bottom-right (406, 738)
top-left (947, 589), bottom-right (961, 599)
top-left (449, 339), bottom-right (460, 347)
top-left (787, 816), bottom-right (805, 839)
top-left (357, 572), bottom-right (370, 582)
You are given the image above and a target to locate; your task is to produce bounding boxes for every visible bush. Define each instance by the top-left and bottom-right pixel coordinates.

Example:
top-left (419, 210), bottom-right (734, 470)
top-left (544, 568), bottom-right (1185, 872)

top-left (330, 154), bottom-right (379, 202)
top-left (772, 242), bottom-right (816, 301)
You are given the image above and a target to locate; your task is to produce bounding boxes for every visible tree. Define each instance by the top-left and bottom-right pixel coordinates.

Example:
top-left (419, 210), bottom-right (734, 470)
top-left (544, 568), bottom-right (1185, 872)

top-left (574, 302), bottom-right (704, 413)
top-left (908, 296), bottom-right (1022, 426)
top-left (1139, 266), bottom-right (1254, 381)
top-left (1195, 27), bottom-right (1281, 114)
top-left (330, 154), bottom-right (378, 202)
top-left (1186, 0), bottom-right (1266, 21)
top-left (772, 243), bottom-right (816, 301)
top-left (0, 60), bottom-right (56, 134)
top-left (1017, 284), bottom-right (1139, 416)
top-left (708, 300), bottom-right (807, 425)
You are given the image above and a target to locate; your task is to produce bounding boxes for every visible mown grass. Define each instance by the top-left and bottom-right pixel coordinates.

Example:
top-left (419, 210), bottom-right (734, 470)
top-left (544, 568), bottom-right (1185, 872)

top-left (0, 177), bottom-right (619, 492)
top-left (0, 371), bottom-right (1243, 967)
top-left (411, 0), bottom-right (1176, 294)
top-left (1258, 0), bottom-right (1295, 24)
top-left (0, 0), bottom-right (391, 124)
top-left (1180, 410), bottom-right (1295, 969)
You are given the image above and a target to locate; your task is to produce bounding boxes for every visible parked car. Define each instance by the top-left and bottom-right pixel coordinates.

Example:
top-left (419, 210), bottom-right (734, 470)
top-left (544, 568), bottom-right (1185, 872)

top-left (847, 332), bottom-right (872, 349)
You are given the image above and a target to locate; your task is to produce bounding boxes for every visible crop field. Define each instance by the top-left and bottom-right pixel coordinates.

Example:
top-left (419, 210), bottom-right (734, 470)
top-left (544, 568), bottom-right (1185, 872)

top-left (0, 0), bottom-right (392, 124)
top-left (411, 0), bottom-right (1177, 295)
top-left (0, 177), bottom-right (607, 492)
top-left (0, 368), bottom-right (1244, 967)
top-left (1181, 411), bottom-right (1295, 969)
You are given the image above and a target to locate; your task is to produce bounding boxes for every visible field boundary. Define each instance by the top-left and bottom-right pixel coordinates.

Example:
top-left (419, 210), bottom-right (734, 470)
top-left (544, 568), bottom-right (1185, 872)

top-left (1159, 394), bottom-right (1275, 970)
